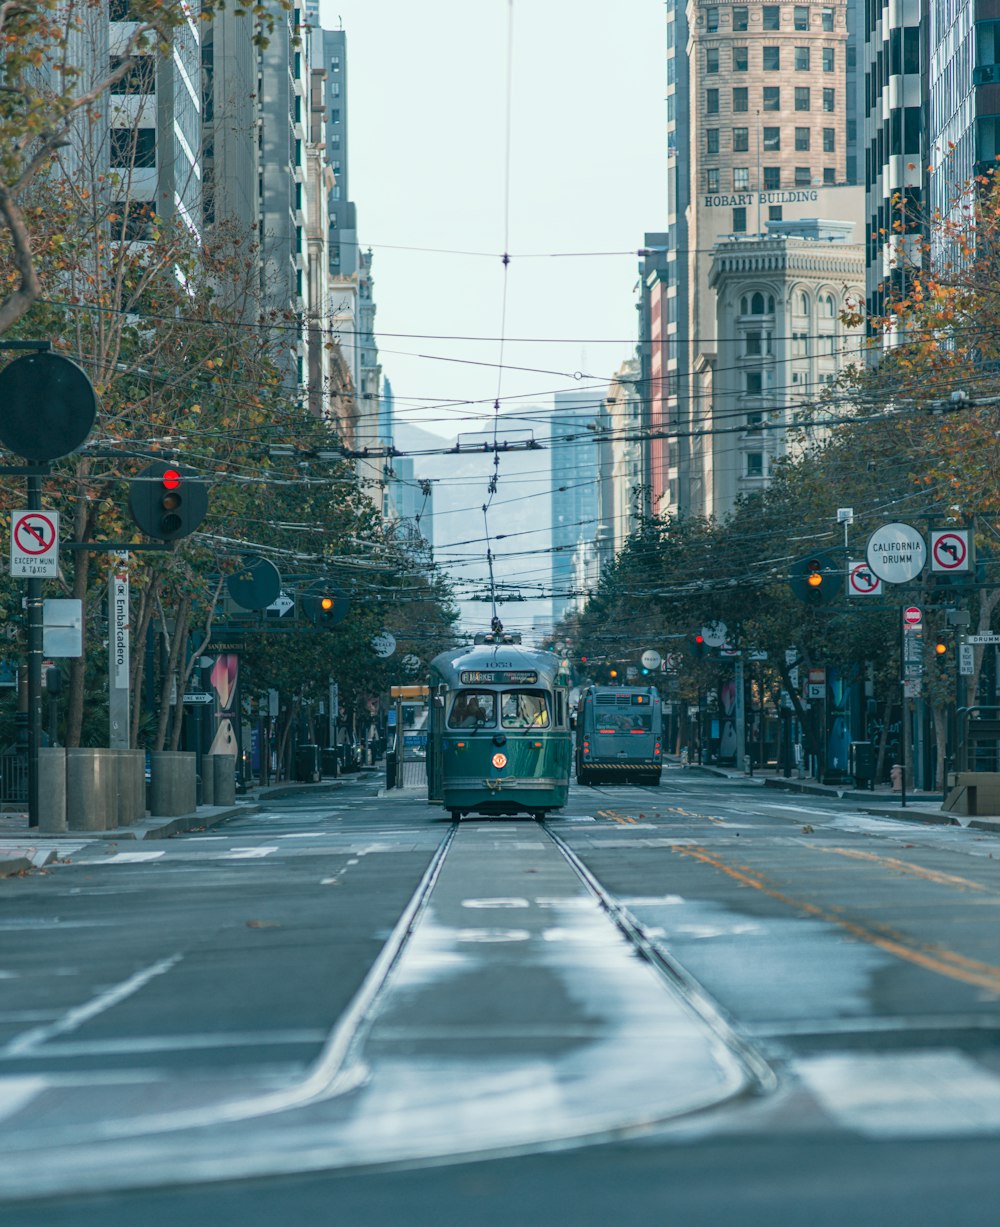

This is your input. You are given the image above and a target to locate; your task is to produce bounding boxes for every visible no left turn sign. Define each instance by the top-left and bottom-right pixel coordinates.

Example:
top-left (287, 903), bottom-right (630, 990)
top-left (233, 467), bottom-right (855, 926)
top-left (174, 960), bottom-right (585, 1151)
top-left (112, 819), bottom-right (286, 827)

top-left (930, 528), bottom-right (971, 573)
top-left (848, 560), bottom-right (882, 598)
top-left (10, 509), bottom-right (59, 577)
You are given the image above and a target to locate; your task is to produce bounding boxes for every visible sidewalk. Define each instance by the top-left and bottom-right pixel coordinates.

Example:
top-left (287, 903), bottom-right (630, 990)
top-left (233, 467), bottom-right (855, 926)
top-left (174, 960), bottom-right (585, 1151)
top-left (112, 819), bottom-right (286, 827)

top-left (0, 769), bottom-right (382, 878)
top-left (686, 762), bottom-right (1000, 835)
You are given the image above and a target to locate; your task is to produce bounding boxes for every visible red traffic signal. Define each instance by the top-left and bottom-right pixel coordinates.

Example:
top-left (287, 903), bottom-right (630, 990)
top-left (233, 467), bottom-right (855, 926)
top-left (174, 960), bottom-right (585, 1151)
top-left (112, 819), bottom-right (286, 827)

top-left (128, 461), bottom-right (208, 541)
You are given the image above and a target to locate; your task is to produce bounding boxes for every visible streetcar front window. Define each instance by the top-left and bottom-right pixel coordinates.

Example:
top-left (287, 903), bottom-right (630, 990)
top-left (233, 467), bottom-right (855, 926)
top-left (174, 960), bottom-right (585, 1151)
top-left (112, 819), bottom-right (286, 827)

top-left (501, 690), bottom-right (550, 729)
top-left (448, 690), bottom-right (496, 729)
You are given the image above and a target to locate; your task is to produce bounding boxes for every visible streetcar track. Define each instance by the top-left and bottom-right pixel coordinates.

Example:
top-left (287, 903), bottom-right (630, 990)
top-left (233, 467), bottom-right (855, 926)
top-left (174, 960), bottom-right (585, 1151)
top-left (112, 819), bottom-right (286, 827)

top-left (3, 823), bottom-right (459, 1148)
top-left (542, 824), bottom-right (778, 1098)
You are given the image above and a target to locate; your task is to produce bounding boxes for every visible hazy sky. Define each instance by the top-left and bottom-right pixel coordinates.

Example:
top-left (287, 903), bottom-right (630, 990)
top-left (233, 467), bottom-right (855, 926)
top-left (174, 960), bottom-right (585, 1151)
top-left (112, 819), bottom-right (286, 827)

top-left (317, 1), bottom-right (667, 635)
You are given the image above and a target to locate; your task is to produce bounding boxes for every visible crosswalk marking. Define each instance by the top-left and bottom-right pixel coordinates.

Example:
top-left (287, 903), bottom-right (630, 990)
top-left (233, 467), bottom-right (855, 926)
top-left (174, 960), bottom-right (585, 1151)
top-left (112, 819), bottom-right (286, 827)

top-left (797, 1051), bottom-right (1000, 1137)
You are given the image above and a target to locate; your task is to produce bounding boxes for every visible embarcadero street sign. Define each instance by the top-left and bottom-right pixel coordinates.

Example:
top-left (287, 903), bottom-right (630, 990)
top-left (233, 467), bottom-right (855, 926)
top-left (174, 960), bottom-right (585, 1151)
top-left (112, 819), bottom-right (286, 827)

top-left (865, 522), bottom-right (927, 584)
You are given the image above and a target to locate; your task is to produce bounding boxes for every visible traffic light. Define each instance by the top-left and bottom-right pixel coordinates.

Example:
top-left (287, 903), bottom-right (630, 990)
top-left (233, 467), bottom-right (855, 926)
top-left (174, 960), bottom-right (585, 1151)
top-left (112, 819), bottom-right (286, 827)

top-left (301, 581), bottom-right (348, 627)
top-left (934, 637), bottom-right (949, 658)
top-left (789, 552), bottom-right (843, 605)
top-left (128, 461), bottom-right (208, 541)
top-left (690, 633), bottom-right (706, 658)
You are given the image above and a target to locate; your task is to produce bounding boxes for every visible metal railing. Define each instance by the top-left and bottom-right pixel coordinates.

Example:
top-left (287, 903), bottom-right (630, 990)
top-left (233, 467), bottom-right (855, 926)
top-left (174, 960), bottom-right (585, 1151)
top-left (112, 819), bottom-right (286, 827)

top-left (0, 752), bottom-right (28, 806)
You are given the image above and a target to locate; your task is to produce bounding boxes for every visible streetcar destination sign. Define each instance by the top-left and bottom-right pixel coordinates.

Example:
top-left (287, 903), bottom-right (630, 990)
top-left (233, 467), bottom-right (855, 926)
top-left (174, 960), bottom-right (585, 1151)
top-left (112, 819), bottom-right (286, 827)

top-left (865, 522), bottom-right (927, 584)
top-left (460, 670), bottom-right (538, 685)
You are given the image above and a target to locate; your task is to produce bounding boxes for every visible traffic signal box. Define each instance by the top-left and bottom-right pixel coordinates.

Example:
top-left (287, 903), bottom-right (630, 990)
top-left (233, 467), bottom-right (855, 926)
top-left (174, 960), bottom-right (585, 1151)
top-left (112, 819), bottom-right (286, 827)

top-left (789, 553), bottom-right (843, 605)
top-left (128, 462), bottom-right (208, 541)
top-left (301, 582), bottom-right (348, 627)
top-left (690, 633), bottom-right (706, 658)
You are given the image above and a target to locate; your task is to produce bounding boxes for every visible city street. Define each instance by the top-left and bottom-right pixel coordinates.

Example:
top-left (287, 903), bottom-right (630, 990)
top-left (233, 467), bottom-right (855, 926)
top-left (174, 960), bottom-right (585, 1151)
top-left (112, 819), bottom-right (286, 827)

top-left (2, 766), bottom-right (1000, 1223)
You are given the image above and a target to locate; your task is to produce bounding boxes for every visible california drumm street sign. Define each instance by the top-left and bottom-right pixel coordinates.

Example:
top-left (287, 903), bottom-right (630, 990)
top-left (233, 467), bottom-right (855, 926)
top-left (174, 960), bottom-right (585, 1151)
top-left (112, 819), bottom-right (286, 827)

top-left (866, 523), bottom-right (927, 585)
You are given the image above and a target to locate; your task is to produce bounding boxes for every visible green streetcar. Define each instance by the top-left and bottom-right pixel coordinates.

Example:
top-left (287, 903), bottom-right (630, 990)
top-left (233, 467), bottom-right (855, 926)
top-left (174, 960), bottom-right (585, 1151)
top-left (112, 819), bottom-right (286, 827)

top-left (427, 631), bottom-right (572, 819)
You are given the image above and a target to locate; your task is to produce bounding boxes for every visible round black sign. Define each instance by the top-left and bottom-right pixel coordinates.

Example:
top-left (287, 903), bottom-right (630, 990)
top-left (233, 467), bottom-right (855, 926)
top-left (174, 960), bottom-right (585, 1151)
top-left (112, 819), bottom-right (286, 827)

top-left (0, 352), bottom-right (97, 461)
top-left (227, 556), bottom-right (282, 611)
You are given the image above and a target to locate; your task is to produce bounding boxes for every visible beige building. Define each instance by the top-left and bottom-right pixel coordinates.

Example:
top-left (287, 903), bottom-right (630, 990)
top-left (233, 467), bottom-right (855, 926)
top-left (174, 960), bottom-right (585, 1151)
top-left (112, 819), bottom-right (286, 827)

top-left (673, 0), bottom-right (863, 519)
top-left (708, 215), bottom-right (865, 518)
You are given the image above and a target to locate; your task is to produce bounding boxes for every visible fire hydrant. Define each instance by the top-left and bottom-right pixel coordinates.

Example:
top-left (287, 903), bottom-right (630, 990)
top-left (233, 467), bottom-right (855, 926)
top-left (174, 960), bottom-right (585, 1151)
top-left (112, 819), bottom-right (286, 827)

top-left (891, 764), bottom-right (903, 792)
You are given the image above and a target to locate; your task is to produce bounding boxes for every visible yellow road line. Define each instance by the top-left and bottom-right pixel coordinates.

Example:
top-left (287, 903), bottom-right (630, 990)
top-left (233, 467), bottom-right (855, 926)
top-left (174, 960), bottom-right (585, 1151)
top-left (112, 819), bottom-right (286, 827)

top-left (815, 846), bottom-right (996, 894)
top-left (673, 844), bottom-right (1000, 994)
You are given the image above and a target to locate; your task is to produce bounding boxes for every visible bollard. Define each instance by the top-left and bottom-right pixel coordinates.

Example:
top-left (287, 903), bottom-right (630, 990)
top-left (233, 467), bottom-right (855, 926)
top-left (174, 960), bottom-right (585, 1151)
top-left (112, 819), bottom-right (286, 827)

top-left (66, 748), bottom-right (111, 831)
top-left (150, 751), bottom-right (197, 816)
top-left (891, 763), bottom-right (903, 792)
top-left (38, 747), bottom-right (67, 833)
top-left (212, 753), bottom-right (236, 807)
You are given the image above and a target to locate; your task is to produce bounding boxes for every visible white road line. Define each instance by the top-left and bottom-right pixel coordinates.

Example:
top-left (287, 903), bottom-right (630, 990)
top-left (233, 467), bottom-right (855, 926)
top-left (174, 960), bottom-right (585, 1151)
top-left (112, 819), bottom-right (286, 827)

top-left (0, 1078), bottom-right (47, 1123)
top-left (3, 954), bottom-right (182, 1057)
top-left (91, 851), bottom-right (166, 865)
top-left (218, 846), bottom-right (279, 860)
top-left (797, 1051), bottom-right (1000, 1137)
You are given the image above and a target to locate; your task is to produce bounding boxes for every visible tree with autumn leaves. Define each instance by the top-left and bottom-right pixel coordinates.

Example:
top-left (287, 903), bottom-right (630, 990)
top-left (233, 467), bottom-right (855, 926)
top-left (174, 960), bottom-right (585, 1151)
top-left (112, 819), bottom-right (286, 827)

top-left (0, 2), bottom-right (458, 766)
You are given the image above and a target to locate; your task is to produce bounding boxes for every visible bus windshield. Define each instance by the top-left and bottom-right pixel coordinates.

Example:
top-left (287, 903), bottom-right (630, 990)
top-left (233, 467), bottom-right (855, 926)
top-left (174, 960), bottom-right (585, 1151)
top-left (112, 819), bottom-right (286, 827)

top-left (501, 690), bottom-right (550, 729)
top-left (448, 690), bottom-right (496, 728)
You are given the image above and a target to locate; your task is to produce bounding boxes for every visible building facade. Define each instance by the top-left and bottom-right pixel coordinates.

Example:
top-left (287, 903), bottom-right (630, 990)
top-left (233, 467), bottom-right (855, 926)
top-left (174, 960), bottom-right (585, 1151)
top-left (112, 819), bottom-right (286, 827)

top-left (651, 0), bottom-right (864, 518)
top-left (709, 215), bottom-right (865, 517)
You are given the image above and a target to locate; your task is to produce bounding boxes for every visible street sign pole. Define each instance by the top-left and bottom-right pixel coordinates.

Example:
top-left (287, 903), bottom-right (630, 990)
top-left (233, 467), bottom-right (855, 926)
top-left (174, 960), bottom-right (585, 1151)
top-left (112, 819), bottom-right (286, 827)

top-left (26, 466), bottom-right (45, 828)
top-left (109, 553), bottom-right (130, 750)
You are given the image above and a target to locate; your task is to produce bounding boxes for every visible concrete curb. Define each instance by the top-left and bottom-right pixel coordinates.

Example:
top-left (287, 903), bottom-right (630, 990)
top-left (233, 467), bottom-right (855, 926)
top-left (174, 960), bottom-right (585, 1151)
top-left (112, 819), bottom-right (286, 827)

top-left (0, 854), bottom-right (42, 877)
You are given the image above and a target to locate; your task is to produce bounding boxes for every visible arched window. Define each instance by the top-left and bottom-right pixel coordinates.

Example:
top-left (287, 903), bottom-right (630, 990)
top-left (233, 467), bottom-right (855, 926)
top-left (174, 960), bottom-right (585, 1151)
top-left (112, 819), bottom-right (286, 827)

top-left (799, 291), bottom-right (810, 315)
top-left (768, 295), bottom-right (775, 313)
top-left (740, 295), bottom-right (749, 315)
top-left (824, 293), bottom-right (837, 317)
top-left (751, 291), bottom-right (766, 314)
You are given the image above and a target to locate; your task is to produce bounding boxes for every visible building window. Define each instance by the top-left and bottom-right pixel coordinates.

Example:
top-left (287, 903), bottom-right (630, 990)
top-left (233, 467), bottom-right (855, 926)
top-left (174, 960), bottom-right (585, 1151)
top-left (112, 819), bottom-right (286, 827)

top-left (707, 128), bottom-right (720, 154)
top-left (769, 205), bottom-right (783, 221)
top-left (734, 167), bottom-right (750, 189)
top-left (823, 293), bottom-right (837, 316)
top-left (733, 126), bottom-right (749, 151)
top-left (733, 6), bottom-right (749, 30)
top-left (795, 87), bottom-right (811, 111)
top-left (823, 127), bottom-right (836, 152)
top-left (904, 26), bottom-right (920, 73)
top-left (707, 168), bottom-right (720, 192)
top-left (763, 166), bottom-right (781, 189)
top-left (823, 87), bottom-right (835, 111)
top-left (746, 371), bottom-right (763, 394)
top-left (110, 55), bottom-right (155, 94)
top-left (763, 86), bottom-right (780, 111)
top-left (798, 292), bottom-right (811, 314)
top-left (794, 5), bottom-right (810, 29)
top-left (707, 89), bottom-right (720, 113)
top-left (795, 126), bottom-right (811, 150)
top-left (706, 6), bottom-right (719, 31)
top-left (706, 47), bottom-right (719, 73)
top-left (763, 126), bottom-right (780, 151)
top-left (110, 126), bottom-right (156, 168)
top-left (109, 0), bottom-right (133, 17)
top-left (764, 45), bottom-right (781, 70)
top-left (733, 87), bottom-right (748, 112)
top-left (823, 166), bottom-right (836, 183)
top-left (795, 46), bottom-right (810, 70)
top-left (795, 165), bottom-right (812, 185)
top-left (821, 6), bottom-right (834, 30)
top-left (116, 200), bottom-right (156, 241)
top-left (745, 330), bottom-right (772, 355)
top-left (330, 108), bottom-right (340, 124)
top-left (734, 45), bottom-right (748, 71)
top-left (823, 46), bottom-right (835, 71)
top-left (733, 207), bottom-right (747, 232)
top-left (746, 453), bottom-right (764, 478)
top-left (763, 6), bottom-right (780, 30)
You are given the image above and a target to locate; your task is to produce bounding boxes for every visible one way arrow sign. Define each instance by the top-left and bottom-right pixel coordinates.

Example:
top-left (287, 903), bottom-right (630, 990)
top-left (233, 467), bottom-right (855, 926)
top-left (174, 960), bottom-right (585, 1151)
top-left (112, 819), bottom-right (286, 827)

top-left (266, 590), bottom-right (295, 618)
